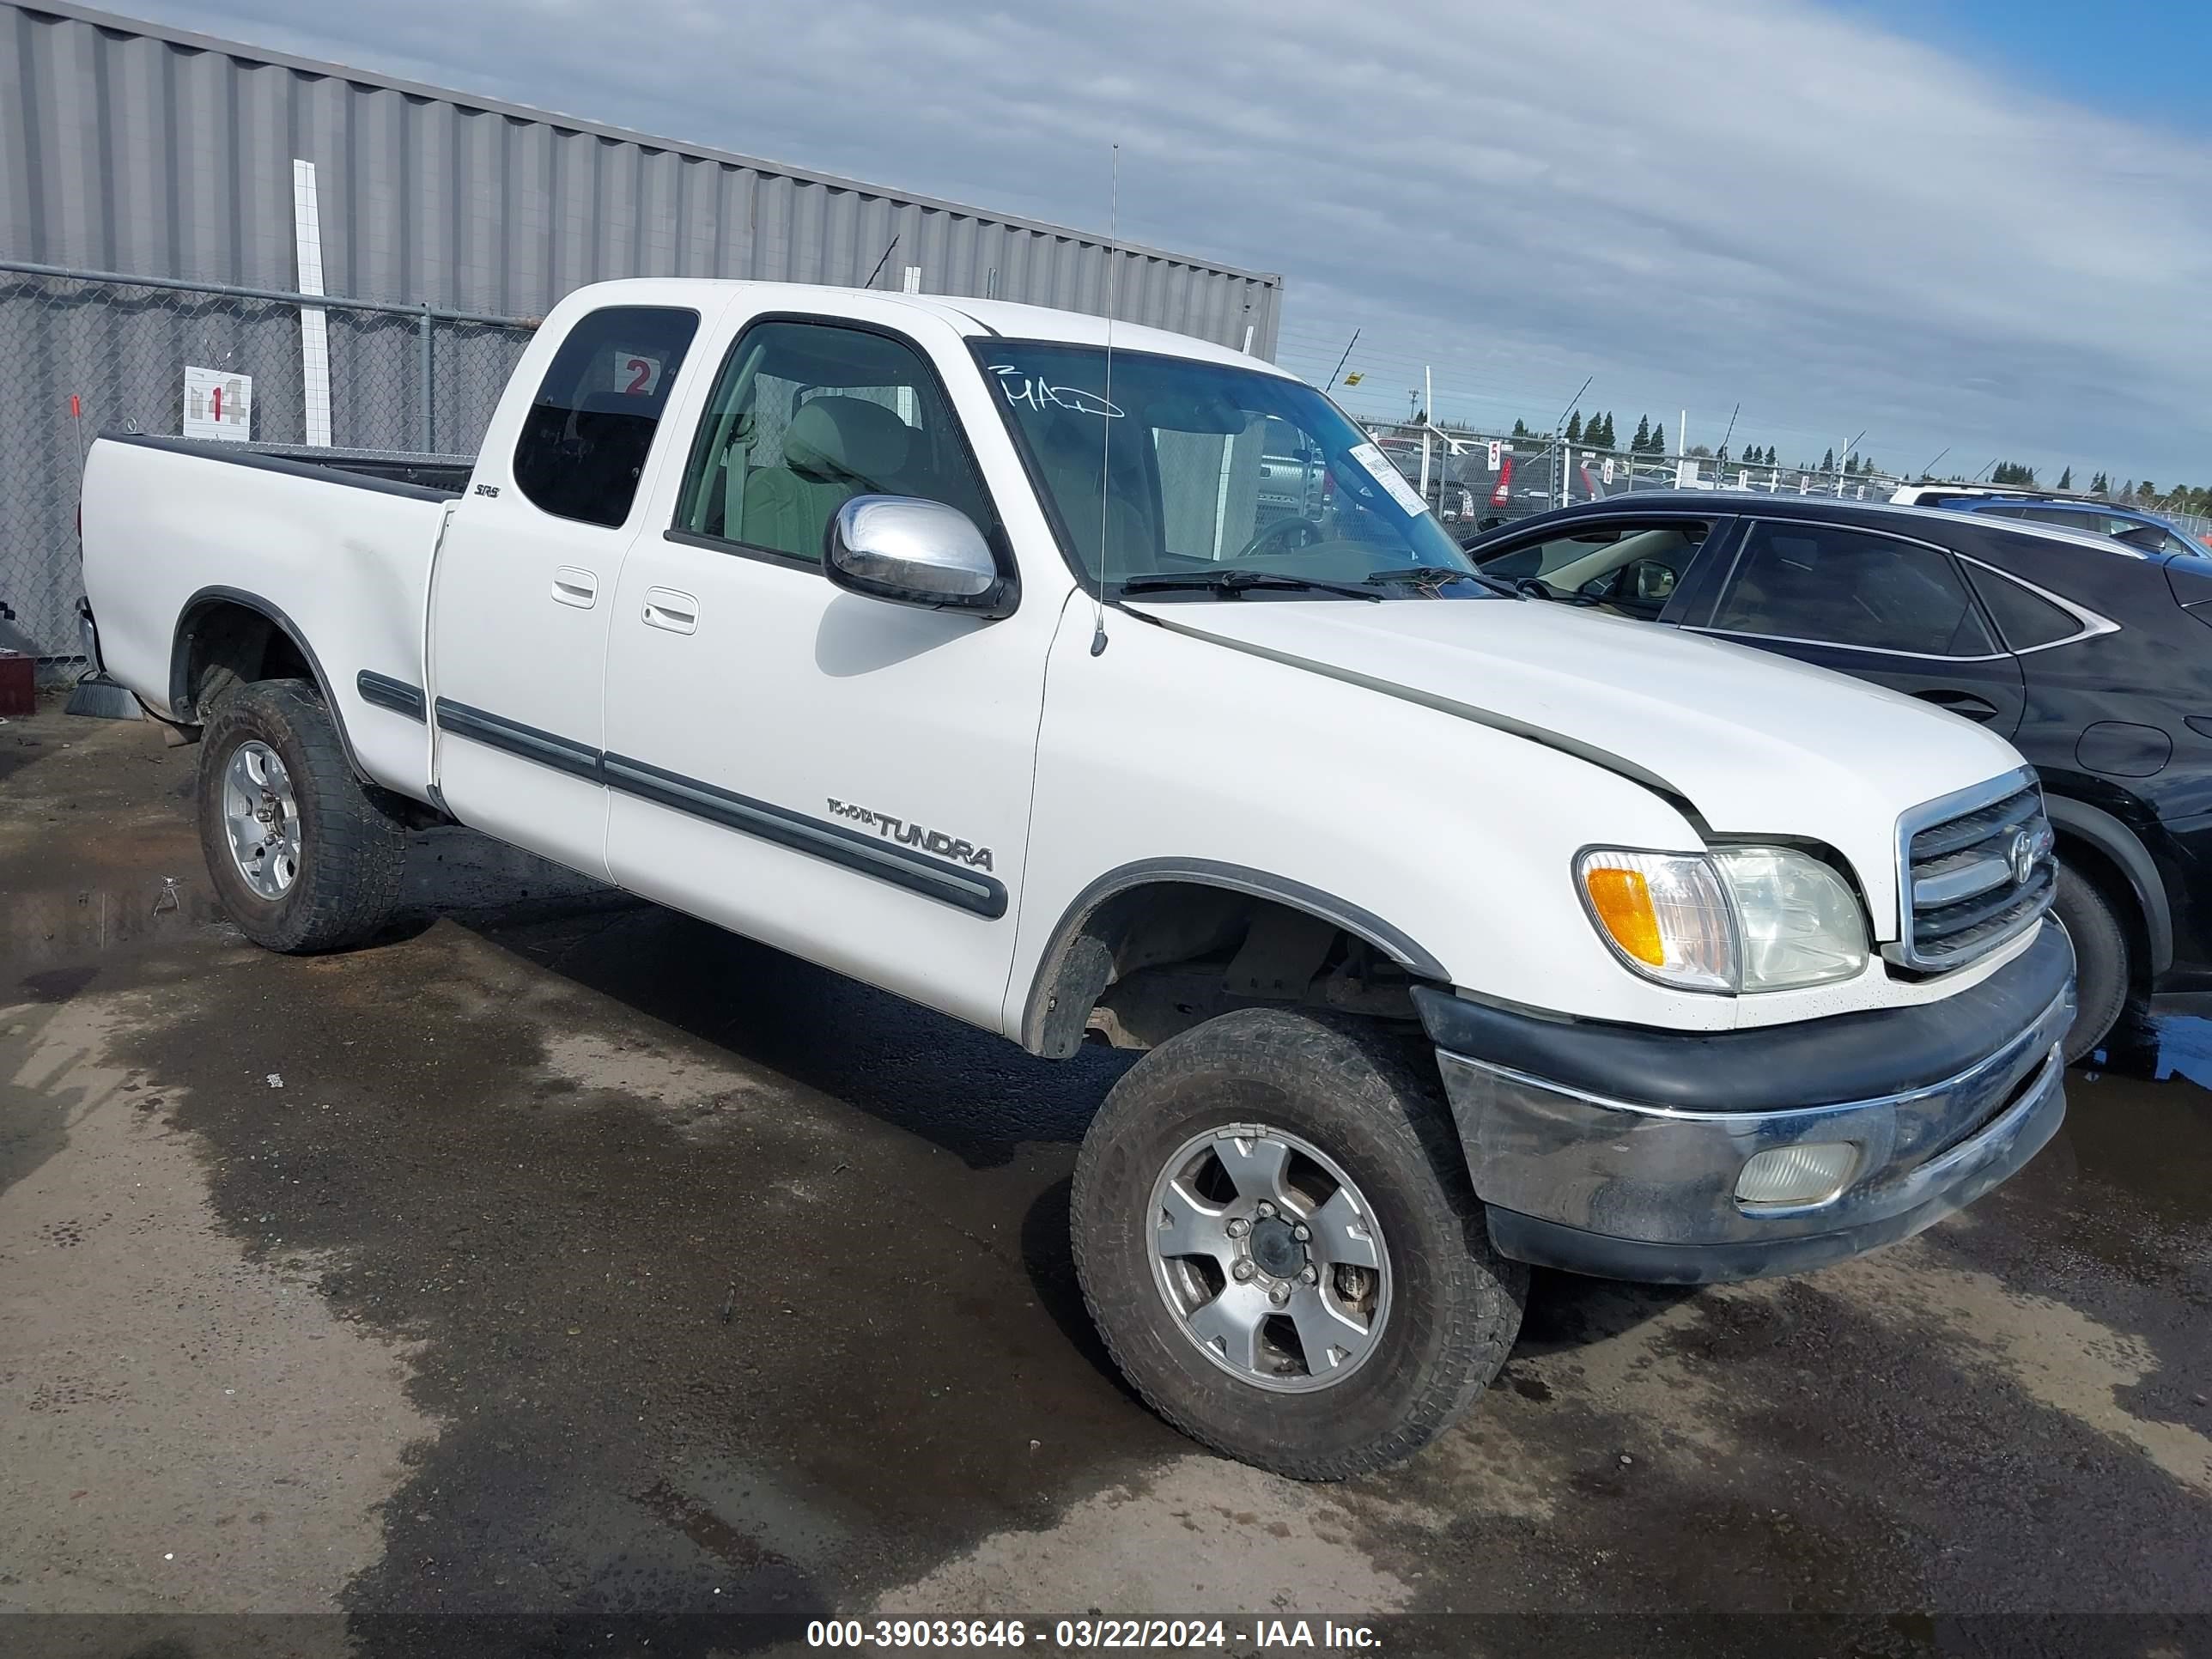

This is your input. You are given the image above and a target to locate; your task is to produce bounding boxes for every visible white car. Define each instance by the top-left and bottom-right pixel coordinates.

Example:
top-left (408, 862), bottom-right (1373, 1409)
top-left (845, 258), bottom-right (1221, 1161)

top-left (77, 279), bottom-right (2073, 1477)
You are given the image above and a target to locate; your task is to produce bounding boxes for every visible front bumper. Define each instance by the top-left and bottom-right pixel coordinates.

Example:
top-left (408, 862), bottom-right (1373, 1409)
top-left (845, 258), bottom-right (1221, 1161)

top-left (1417, 921), bottom-right (2074, 1285)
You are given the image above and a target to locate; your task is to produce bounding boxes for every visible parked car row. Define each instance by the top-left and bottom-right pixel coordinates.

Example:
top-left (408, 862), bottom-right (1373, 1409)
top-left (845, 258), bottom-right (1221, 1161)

top-left (1893, 483), bottom-right (2212, 557)
top-left (1466, 493), bottom-right (2211, 1062)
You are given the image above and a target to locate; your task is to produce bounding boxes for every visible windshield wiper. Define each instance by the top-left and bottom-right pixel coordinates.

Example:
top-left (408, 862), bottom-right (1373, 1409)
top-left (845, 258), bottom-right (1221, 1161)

top-left (1364, 564), bottom-right (1515, 596)
top-left (1117, 571), bottom-right (1383, 602)
top-left (1514, 577), bottom-right (1601, 605)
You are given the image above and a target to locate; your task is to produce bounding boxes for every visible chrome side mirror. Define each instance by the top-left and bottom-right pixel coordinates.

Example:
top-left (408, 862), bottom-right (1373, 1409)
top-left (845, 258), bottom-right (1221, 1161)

top-left (825, 495), bottom-right (1012, 617)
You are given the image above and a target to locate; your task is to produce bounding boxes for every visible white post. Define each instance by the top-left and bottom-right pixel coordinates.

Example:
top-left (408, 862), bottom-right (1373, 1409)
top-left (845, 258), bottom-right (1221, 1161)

top-left (1419, 367), bottom-right (1433, 499)
top-left (291, 159), bottom-right (332, 448)
top-left (1677, 409), bottom-right (1686, 459)
top-left (1212, 434), bottom-right (1236, 560)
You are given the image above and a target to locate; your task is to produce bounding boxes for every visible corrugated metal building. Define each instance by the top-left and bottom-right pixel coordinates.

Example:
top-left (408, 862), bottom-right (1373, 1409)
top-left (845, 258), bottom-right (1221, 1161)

top-left (0, 0), bottom-right (1283, 344)
top-left (0, 0), bottom-right (1284, 653)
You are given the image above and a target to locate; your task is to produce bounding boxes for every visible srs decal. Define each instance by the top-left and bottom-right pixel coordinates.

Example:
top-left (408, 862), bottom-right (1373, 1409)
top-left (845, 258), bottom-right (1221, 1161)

top-left (826, 799), bottom-right (995, 871)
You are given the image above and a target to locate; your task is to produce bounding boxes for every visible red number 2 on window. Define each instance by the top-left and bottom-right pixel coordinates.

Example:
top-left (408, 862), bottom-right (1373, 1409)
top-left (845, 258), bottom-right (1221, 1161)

top-left (625, 357), bottom-right (653, 394)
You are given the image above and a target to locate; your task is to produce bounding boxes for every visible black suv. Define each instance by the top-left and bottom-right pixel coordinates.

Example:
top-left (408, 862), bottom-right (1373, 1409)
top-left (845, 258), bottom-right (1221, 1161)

top-left (1464, 493), bottom-right (2212, 1063)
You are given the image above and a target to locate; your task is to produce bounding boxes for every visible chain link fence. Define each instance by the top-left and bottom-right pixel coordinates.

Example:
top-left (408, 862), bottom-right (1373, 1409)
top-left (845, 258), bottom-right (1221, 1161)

top-left (1361, 418), bottom-right (2212, 546)
top-left (0, 260), bottom-right (538, 665)
top-left (1361, 419), bottom-right (1911, 533)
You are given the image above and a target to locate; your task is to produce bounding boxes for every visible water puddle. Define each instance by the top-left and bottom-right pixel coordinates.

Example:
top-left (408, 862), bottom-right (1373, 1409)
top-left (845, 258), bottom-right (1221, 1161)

top-left (3, 877), bottom-right (227, 986)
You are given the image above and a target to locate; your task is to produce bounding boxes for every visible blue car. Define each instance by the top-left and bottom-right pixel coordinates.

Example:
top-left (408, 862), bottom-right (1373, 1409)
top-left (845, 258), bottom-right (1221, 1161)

top-left (1892, 486), bottom-right (2209, 556)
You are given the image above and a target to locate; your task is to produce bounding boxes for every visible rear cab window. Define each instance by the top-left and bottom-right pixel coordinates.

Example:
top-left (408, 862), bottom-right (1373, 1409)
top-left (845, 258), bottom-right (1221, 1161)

top-left (513, 306), bottom-right (700, 527)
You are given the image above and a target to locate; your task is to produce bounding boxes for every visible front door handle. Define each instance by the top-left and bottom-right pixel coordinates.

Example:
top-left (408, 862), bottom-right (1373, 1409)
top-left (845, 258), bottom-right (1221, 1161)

top-left (1914, 689), bottom-right (2001, 723)
top-left (550, 566), bottom-right (598, 608)
top-left (642, 587), bottom-right (699, 635)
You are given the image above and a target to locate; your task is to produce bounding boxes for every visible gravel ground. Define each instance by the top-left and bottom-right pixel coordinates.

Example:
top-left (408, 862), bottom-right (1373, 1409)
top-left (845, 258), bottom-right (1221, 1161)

top-left (2, 694), bottom-right (2207, 1658)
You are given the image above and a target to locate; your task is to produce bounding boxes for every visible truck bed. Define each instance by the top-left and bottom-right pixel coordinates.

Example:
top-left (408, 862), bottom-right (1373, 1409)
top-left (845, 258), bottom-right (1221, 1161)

top-left (81, 432), bottom-right (465, 803)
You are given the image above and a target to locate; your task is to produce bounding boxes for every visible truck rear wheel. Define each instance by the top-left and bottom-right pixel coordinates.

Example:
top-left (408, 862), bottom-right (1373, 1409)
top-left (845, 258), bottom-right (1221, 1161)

top-left (197, 678), bottom-right (407, 953)
top-left (1072, 1007), bottom-right (1526, 1480)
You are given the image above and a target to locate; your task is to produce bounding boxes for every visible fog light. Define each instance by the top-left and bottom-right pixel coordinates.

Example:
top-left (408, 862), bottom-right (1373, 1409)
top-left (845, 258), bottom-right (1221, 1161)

top-left (1736, 1142), bottom-right (1856, 1206)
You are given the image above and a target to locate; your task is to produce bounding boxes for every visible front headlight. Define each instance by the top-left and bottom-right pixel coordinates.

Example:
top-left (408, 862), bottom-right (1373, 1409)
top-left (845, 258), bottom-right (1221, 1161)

top-left (1577, 846), bottom-right (1867, 994)
top-left (1710, 846), bottom-right (1868, 992)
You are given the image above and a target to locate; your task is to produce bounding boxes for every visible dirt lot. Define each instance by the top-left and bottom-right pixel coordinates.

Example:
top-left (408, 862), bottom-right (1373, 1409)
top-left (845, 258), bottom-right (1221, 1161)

top-left (3, 695), bottom-right (2209, 1658)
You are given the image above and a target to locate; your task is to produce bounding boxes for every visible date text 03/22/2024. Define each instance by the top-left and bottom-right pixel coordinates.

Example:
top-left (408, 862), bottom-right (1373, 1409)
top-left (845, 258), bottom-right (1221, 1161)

top-left (805, 1619), bottom-right (1383, 1650)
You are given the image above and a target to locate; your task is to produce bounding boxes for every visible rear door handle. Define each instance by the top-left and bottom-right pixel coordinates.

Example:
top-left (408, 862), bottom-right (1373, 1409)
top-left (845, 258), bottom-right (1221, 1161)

top-left (642, 587), bottom-right (699, 635)
top-left (1914, 689), bottom-right (2001, 723)
top-left (550, 566), bottom-right (598, 608)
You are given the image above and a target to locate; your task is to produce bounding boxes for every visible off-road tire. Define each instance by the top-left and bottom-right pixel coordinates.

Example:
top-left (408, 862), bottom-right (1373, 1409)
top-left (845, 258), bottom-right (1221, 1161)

top-left (2054, 863), bottom-right (2130, 1066)
top-left (197, 678), bottom-right (407, 953)
top-left (1072, 1007), bottom-right (1527, 1480)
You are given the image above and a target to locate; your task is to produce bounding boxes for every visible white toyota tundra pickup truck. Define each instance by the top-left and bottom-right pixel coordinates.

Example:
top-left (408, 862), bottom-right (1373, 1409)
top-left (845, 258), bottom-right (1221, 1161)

top-left (77, 278), bottom-right (2073, 1477)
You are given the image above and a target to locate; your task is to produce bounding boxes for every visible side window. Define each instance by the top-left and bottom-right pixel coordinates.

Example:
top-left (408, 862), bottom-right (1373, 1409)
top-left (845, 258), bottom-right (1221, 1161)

top-left (1963, 565), bottom-right (2080, 650)
top-left (1474, 520), bottom-right (1711, 614)
top-left (2025, 507), bottom-right (2106, 535)
top-left (1710, 523), bottom-right (1996, 656)
top-left (674, 319), bottom-right (994, 564)
top-left (513, 306), bottom-right (698, 528)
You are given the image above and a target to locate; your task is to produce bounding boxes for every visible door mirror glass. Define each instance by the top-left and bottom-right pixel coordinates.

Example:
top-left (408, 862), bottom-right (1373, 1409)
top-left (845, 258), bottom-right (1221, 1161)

top-left (825, 495), bottom-right (1009, 615)
top-left (1626, 557), bottom-right (1678, 603)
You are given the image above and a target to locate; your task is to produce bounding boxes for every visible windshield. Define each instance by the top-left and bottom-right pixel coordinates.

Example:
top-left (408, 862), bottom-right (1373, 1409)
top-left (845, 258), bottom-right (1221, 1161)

top-left (974, 343), bottom-right (1488, 599)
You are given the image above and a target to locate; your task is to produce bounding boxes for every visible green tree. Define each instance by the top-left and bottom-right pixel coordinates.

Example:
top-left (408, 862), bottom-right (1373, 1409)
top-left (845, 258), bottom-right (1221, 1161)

top-left (1512, 417), bottom-right (1528, 437)
top-left (1565, 411), bottom-right (1583, 444)
top-left (2091, 470), bottom-right (2108, 493)
top-left (2057, 466), bottom-right (2073, 490)
top-left (1632, 414), bottom-right (1651, 452)
top-left (1820, 447), bottom-right (1835, 471)
top-left (1765, 445), bottom-right (1778, 465)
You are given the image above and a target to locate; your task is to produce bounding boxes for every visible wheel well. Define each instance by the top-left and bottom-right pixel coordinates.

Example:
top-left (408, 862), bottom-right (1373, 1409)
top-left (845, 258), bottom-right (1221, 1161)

top-left (2053, 828), bottom-right (2151, 991)
top-left (173, 598), bottom-right (319, 720)
top-left (1023, 879), bottom-right (1434, 1058)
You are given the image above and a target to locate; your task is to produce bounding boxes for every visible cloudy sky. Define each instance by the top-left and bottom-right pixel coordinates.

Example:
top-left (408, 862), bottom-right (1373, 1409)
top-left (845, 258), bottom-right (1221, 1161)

top-left (132, 0), bottom-right (2212, 484)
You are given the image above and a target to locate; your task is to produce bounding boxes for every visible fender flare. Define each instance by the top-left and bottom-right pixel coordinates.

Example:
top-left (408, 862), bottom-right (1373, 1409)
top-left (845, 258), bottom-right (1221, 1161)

top-left (1018, 857), bottom-right (1450, 1057)
top-left (2045, 793), bottom-right (2172, 976)
top-left (170, 585), bottom-right (368, 779)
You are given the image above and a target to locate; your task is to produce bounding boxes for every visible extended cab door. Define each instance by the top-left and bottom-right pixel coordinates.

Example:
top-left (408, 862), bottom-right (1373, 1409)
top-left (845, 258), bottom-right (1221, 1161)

top-left (596, 306), bottom-right (1054, 1030)
top-left (428, 301), bottom-right (704, 874)
top-left (1680, 517), bottom-right (2028, 736)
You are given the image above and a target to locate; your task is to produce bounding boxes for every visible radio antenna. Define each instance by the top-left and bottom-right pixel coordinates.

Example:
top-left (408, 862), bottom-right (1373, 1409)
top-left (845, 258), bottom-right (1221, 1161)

top-left (1091, 143), bottom-right (1119, 658)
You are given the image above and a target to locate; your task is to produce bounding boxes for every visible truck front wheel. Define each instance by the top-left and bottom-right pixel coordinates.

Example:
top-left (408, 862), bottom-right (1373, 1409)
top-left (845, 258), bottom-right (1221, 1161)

top-left (1072, 1007), bottom-right (1526, 1480)
top-left (197, 678), bottom-right (407, 953)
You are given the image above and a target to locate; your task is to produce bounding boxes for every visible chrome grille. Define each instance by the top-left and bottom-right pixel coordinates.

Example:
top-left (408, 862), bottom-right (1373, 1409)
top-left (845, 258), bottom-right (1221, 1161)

top-left (1893, 772), bottom-right (2056, 972)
